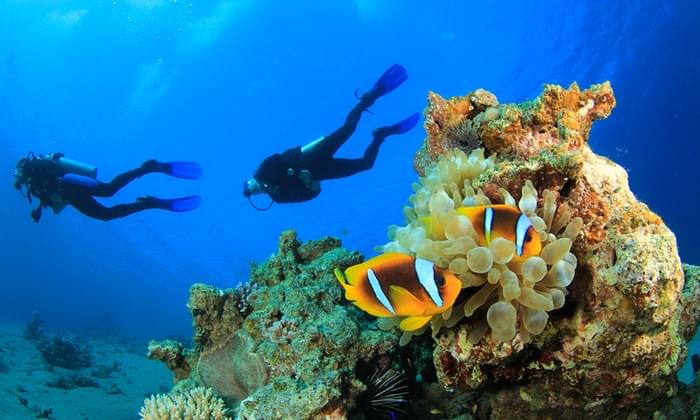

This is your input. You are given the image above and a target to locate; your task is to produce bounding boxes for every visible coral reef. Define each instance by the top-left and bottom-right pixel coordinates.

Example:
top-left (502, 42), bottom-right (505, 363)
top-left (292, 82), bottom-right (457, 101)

top-left (147, 82), bottom-right (700, 419)
top-left (401, 83), bottom-right (700, 418)
top-left (37, 336), bottom-right (92, 370)
top-left (655, 368), bottom-right (700, 418)
top-left (23, 311), bottom-right (45, 341)
top-left (149, 231), bottom-right (398, 418)
top-left (139, 387), bottom-right (231, 420)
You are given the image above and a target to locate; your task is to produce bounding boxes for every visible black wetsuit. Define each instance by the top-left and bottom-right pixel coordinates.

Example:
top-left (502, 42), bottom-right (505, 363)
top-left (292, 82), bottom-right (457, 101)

top-left (254, 100), bottom-right (384, 203)
top-left (25, 157), bottom-right (158, 222)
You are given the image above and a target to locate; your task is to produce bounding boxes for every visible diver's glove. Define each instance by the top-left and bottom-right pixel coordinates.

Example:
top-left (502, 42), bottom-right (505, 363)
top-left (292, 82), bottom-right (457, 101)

top-left (31, 205), bottom-right (42, 223)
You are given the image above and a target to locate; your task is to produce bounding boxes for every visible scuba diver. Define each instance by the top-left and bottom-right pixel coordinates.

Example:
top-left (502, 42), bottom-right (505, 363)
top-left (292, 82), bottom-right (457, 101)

top-left (243, 64), bottom-right (420, 210)
top-left (13, 152), bottom-right (202, 222)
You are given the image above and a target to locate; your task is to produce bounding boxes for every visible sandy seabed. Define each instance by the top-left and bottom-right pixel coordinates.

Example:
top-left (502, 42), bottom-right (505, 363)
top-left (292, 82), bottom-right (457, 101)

top-left (0, 323), bottom-right (171, 420)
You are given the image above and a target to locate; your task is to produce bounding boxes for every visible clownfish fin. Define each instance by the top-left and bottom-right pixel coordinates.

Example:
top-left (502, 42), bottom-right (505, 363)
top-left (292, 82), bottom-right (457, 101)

top-left (399, 315), bottom-right (432, 331)
top-left (388, 285), bottom-right (425, 315)
top-left (334, 268), bottom-right (347, 288)
top-left (368, 252), bottom-right (413, 267)
top-left (335, 268), bottom-right (354, 299)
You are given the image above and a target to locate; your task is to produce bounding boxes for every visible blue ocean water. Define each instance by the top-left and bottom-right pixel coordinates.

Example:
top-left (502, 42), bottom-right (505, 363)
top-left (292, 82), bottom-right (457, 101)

top-left (0, 0), bottom-right (698, 364)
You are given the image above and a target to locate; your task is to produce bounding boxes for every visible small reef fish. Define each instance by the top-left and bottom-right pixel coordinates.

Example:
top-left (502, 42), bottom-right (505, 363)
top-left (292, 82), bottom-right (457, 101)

top-left (424, 204), bottom-right (542, 260)
top-left (335, 253), bottom-right (461, 331)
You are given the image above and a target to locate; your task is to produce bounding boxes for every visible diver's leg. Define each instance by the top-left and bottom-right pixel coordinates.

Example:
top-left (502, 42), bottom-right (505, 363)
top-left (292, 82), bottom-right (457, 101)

top-left (303, 101), bottom-right (367, 160)
top-left (312, 134), bottom-right (384, 180)
top-left (313, 111), bottom-right (422, 181)
top-left (67, 194), bottom-right (156, 221)
top-left (304, 65), bottom-right (409, 160)
top-left (92, 167), bottom-right (147, 197)
top-left (93, 160), bottom-right (202, 197)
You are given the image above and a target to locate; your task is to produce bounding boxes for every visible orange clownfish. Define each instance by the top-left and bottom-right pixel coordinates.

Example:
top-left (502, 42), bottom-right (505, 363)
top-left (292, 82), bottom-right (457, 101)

top-left (334, 253), bottom-right (462, 331)
top-left (425, 204), bottom-right (542, 261)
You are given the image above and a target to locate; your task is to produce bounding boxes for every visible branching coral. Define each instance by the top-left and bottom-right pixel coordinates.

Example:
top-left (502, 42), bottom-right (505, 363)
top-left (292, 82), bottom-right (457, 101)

top-left (139, 387), bottom-right (231, 420)
top-left (379, 148), bottom-right (583, 345)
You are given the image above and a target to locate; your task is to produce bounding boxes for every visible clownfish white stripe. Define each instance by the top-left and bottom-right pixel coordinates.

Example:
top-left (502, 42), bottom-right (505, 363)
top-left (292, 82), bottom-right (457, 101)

top-left (415, 258), bottom-right (443, 308)
top-left (484, 207), bottom-right (494, 244)
top-left (515, 214), bottom-right (532, 256)
top-left (368, 268), bottom-right (396, 314)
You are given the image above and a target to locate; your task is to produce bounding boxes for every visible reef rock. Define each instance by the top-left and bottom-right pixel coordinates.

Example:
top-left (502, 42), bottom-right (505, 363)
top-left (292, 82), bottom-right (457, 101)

top-left (146, 340), bottom-right (192, 381)
top-left (147, 231), bottom-right (398, 419)
top-left (412, 82), bottom-right (700, 418)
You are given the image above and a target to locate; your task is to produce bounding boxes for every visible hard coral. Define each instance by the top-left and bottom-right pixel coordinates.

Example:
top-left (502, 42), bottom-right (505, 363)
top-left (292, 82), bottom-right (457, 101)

top-left (147, 340), bottom-right (192, 381)
top-left (188, 283), bottom-right (245, 349)
top-left (380, 148), bottom-right (582, 345)
top-left (139, 387), bottom-right (231, 420)
top-left (416, 82), bottom-right (615, 175)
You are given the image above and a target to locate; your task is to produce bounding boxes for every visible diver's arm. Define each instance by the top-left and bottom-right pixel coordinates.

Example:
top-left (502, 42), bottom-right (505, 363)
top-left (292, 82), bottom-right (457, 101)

top-left (30, 204), bottom-right (43, 223)
top-left (298, 170), bottom-right (320, 192)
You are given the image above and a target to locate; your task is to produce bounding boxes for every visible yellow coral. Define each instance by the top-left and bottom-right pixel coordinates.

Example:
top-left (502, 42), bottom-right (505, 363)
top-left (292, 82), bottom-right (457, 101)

top-left (379, 148), bottom-right (583, 344)
top-left (139, 387), bottom-right (231, 420)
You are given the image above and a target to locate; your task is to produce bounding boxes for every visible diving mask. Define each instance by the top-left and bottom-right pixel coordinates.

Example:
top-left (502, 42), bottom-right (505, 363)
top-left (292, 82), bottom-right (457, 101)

top-left (14, 157), bottom-right (29, 190)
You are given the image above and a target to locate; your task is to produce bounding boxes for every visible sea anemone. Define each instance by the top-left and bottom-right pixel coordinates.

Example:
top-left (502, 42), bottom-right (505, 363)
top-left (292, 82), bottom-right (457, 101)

top-left (379, 148), bottom-right (583, 345)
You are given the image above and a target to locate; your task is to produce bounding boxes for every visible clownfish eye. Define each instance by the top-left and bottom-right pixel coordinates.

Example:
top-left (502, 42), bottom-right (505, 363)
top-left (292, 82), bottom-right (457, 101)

top-left (434, 273), bottom-right (445, 287)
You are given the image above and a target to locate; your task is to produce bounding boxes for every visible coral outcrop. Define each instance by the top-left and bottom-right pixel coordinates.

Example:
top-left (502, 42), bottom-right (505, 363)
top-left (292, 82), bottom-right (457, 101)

top-left (147, 340), bottom-right (192, 381)
top-left (147, 231), bottom-right (397, 418)
top-left (415, 82), bottom-right (615, 175)
top-left (403, 82), bottom-right (700, 418)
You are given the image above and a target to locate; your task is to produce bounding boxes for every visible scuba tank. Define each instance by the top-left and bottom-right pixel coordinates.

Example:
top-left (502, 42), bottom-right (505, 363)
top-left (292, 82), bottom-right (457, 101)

top-left (54, 156), bottom-right (98, 178)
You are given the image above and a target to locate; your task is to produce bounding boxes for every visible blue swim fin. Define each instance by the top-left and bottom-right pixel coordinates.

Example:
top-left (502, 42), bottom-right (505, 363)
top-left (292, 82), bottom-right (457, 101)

top-left (363, 64), bottom-right (408, 103)
top-left (163, 161), bottom-right (202, 180)
top-left (162, 195), bottom-right (202, 212)
top-left (374, 112), bottom-right (421, 138)
top-left (140, 195), bottom-right (202, 212)
top-left (141, 160), bottom-right (202, 179)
